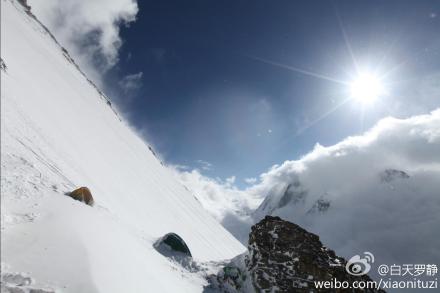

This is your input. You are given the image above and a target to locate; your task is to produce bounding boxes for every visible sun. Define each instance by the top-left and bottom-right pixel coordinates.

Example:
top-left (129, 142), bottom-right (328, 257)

top-left (350, 72), bottom-right (384, 105)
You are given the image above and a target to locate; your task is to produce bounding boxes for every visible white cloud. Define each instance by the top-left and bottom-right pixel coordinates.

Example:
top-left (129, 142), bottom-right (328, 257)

top-left (171, 109), bottom-right (440, 273)
top-left (28, 0), bottom-right (138, 85)
top-left (119, 72), bottom-right (143, 93)
top-left (225, 176), bottom-right (236, 186)
top-left (244, 177), bottom-right (257, 184)
top-left (249, 109), bottom-right (440, 273)
top-left (196, 160), bottom-right (213, 171)
top-left (169, 168), bottom-right (262, 243)
top-left (172, 164), bottom-right (190, 171)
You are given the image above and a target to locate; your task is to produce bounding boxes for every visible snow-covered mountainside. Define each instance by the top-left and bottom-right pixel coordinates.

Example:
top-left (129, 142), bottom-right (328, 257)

top-left (1, 1), bottom-right (244, 292)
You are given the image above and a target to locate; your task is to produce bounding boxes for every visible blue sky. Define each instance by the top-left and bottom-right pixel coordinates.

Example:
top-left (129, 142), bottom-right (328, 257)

top-left (99, 0), bottom-right (440, 186)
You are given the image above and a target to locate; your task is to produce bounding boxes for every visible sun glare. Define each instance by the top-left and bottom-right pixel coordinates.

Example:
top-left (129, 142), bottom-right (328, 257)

top-left (350, 73), bottom-right (384, 105)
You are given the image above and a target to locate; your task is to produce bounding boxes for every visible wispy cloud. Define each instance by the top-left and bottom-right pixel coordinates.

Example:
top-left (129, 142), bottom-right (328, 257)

top-left (196, 160), bottom-right (213, 171)
top-left (28, 0), bottom-right (139, 86)
top-left (244, 177), bottom-right (257, 184)
top-left (225, 176), bottom-right (236, 186)
top-left (169, 167), bottom-right (263, 243)
top-left (119, 72), bottom-right (143, 94)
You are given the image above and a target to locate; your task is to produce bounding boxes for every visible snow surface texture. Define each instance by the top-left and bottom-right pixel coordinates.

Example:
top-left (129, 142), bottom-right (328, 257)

top-left (1, 1), bottom-right (244, 292)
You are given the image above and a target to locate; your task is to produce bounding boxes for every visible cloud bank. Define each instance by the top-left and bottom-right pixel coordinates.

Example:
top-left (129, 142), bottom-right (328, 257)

top-left (28, 0), bottom-right (138, 85)
top-left (170, 168), bottom-right (262, 243)
top-left (251, 108), bottom-right (440, 279)
top-left (175, 109), bottom-right (440, 272)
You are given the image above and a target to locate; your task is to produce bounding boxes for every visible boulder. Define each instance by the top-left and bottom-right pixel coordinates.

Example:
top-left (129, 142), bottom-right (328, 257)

top-left (206, 216), bottom-right (385, 292)
top-left (247, 216), bottom-right (385, 292)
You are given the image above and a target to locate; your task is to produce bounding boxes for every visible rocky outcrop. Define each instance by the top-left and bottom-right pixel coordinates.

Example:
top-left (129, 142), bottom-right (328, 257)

top-left (17, 0), bottom-right (31, 11)
top-left (0, 58), bottom-right (7, 72)
top-left (307, 197), bottom-right (331, 214)
top-left (247, 216), bottom-right (384, 292)
top-left (379, 169), bottom-right (409, 183)
top-left (206, 216), bottom-right (385, 292)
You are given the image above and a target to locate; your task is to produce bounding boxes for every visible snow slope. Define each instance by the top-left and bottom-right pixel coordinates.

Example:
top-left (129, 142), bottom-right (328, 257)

top-left (1, 1), bottom-right (244, 292)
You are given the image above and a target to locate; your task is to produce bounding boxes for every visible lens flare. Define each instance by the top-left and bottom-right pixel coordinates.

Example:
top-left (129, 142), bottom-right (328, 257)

top-left (350, 73), bottom-right (384, 104)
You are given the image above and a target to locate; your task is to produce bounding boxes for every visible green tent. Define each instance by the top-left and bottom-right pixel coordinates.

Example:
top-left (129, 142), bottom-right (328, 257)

top-left (155, 232), bottom-right (192, 257)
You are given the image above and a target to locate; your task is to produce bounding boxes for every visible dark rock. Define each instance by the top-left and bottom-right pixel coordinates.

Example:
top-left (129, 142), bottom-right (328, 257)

top-left (246, 216), bottom-right (385, 292)
top-left (307, 197), bottom-right (331, 214)
top-left (17, 0), bottom-right (31, 11)
top-left (210, 265), bottom-right (248, 291)
top-left (148, 146), bottom-right (157, 158)
top-left (205, 255), bottom-right (252, 292)
top-left (277, 183), bottom-right (307, 209)
top-left (0, 58), bottom-right (7, 72)
top-left (380, 169), bottom-right (409, 183)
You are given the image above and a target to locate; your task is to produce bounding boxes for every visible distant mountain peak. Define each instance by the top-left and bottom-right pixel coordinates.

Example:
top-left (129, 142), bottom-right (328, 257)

top-left (379, 169), bottom-right (410, 183)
